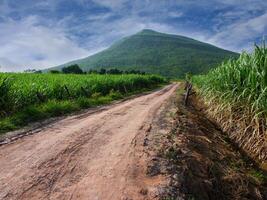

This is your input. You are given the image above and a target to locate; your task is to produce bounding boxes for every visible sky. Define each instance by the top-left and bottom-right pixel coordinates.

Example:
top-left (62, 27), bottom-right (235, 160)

top-left (0, 0), bottom-right (267, 72)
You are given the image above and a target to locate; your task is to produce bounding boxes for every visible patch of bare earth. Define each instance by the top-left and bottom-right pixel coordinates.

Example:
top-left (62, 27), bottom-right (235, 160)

top-left (0, 84), bottom-right (178, 200)
top-left (153, 87), bottom-right (267, 200)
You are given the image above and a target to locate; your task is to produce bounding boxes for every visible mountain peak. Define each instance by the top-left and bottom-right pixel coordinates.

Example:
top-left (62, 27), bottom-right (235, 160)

top-left (49, 30), bottom-right (238, 77)
top-left (137, 29), bottom-right (161, 35)
top-left (139, 29), bottom-right (157, 33)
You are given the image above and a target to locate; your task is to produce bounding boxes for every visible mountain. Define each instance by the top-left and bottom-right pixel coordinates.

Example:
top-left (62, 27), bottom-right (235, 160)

top-left (48, 29), bottom-right (239, 77)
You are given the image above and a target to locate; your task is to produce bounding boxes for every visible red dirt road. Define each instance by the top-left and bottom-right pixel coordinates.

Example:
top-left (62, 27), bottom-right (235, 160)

top-left (0, 84), bottom-right (178, 200)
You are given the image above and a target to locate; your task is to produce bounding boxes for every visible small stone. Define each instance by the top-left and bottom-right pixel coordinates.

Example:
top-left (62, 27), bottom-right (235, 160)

top-left (143, 138), bottom-right (148, 146)
top-left (139, 188), bottom-right (148, 195)
top-left (172, 174), bottom-right (179, 180)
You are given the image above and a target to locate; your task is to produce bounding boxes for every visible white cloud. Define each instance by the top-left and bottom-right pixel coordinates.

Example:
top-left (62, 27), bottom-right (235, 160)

top-left (91, 0), bottom-right (127, 10)
top-left (1, 0), bottom-right (267, 72)
top-left (86, 13), bottom-right (113, 21)
top-left (208, 12), bottom-right (267, 51)
top-left (71, 14), bottom-right (179, 49)
top-left (0, 16), bottom-right (90, 72)
top-left (168, 11), bottom-right (183, 18)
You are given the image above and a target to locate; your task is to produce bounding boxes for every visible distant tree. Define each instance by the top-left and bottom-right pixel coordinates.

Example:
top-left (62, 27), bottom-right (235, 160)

top-left (86, 68), bottom-right (146, 75)
top-left (62, 64), bottom-right (83, 74)
top-left (24, 69), bottom-right (39, 73)
top-left (34, 70), bottom-right (42, 74)
top-left (129, 70), bottom-right (137, 74)
top-left (99, 68), bottom-right (106, 74)
top-left (49, 70), bottom-right (60, 74)
top-left (87, 69), bottom-right (98, 74)
top-left (107, 69), bottom-right (122, 74)
top-left (126, 70), bottom-right (146, 75)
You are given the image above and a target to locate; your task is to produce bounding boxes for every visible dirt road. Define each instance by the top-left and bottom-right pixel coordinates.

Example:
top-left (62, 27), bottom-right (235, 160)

top-left (0, 84), bottom-right (178, 200)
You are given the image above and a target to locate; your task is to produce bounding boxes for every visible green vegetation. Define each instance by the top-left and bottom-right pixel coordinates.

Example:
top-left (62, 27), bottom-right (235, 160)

top-left (48, 29), bottom-right (238, 78)
top-left (62, 64), bottom-right (84, 74)
top-left (0, 73), bottom-right (166, 133)
top-left (50, 66), bottom-right (146, 75)
top-left (87, 68), bottom-right (146, 75)
top-left (249, 169), bottom-right (267, 183)
top-left (193, 43), bottom-right (267, 161)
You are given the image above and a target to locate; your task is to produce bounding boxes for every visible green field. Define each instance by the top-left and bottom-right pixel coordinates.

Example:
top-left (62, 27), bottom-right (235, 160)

top-left (0, 73), bottom-right (166, 133)
top-left (193, 43), bottom-right (267, 161)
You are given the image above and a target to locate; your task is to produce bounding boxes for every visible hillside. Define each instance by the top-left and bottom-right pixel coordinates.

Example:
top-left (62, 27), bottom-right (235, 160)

top-left (49, 29), bottom-right (239, 77)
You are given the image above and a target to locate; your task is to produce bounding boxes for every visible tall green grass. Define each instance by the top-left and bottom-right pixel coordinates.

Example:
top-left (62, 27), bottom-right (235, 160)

top-left (0, 73), bottom-right (166, 133)
top-left (0, 73), bottom-right (165, 118)
top-left (193, 43), bottom-right (267, 162)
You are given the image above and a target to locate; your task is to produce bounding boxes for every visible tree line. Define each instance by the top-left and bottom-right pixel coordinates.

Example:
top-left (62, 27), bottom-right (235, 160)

top-left (48, 64), bottom-right (146, 75)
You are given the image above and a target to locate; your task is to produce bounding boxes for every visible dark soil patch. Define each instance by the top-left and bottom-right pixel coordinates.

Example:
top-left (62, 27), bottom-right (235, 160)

top-left (155, 87), bottom-right (267, 200)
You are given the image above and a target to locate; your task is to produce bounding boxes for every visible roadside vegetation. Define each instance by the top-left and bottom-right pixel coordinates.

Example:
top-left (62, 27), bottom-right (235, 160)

top-left (0, 73), bottom-right (166, 134)
top-left (193, 43), bottom-right (267, 163)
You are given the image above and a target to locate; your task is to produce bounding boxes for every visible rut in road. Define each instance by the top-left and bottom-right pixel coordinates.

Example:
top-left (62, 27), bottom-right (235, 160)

top-left (0, 84), bottom-right (178, 200)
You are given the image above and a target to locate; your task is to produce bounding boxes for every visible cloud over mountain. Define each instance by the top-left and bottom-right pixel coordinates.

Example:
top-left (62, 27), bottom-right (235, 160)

top-left (0, 0), bottom-right (266, 71)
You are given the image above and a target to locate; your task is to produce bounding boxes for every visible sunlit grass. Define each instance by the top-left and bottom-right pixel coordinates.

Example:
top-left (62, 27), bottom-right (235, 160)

top-left (193, 42), bottom-right (267, 161)
top-left (0, 73), bottom-right (166, 133)
top-left (0, 73), bottom-right (166, 117)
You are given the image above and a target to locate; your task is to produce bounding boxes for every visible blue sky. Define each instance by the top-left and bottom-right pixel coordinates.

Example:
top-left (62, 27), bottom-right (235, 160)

top-left (0, 0), bottom-right (267, 71)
